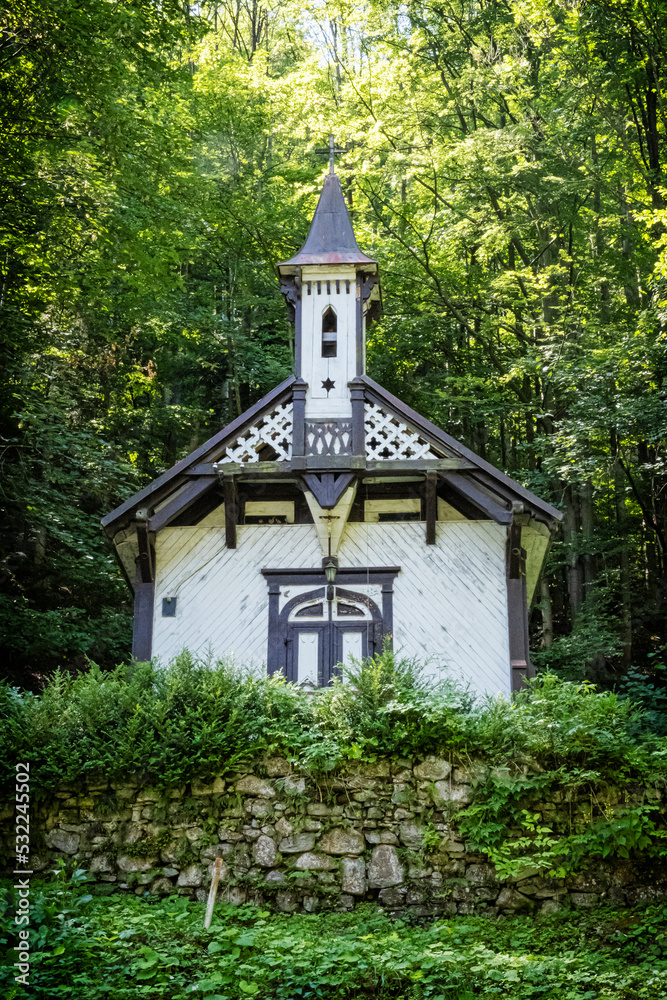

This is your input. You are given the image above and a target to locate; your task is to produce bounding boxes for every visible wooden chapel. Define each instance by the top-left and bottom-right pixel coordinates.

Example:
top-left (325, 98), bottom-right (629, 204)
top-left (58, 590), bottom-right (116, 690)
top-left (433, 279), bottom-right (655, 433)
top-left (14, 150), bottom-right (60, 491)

top-left (102, 161), bottom-right (562, 696)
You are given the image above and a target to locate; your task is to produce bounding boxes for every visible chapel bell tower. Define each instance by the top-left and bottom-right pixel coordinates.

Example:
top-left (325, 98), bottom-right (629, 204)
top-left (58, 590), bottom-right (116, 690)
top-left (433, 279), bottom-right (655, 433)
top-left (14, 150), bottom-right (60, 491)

top-left (278, 161), bottom-right (381, 453)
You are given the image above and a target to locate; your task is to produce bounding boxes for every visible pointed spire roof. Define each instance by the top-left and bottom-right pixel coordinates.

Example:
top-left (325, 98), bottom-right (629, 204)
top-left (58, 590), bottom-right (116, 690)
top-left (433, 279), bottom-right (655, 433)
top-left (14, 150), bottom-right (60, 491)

top-left (278, 173), bottom-right (377, 273)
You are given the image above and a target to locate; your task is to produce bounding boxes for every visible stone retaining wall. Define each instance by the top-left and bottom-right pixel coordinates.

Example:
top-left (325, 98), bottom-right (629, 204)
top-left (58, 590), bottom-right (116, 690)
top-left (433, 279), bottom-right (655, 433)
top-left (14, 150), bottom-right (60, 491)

top-left (5, 756), bottom-right (667, 917)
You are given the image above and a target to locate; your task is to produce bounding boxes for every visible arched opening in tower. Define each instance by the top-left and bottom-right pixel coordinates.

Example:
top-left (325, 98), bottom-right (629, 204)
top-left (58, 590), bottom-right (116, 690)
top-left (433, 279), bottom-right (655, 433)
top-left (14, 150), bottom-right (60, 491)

top-left (321, 306), bottom-right (337, 357)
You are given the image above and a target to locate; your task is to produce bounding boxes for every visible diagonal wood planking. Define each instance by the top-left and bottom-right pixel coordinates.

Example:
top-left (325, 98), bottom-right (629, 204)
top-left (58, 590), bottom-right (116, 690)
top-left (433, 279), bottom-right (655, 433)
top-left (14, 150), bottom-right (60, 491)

top-left (152, 526), bottom-right (321, 668)
top-left (152, 519), bottom-right (511, 696)
top-left (339, 522), bottom-right (511, 696)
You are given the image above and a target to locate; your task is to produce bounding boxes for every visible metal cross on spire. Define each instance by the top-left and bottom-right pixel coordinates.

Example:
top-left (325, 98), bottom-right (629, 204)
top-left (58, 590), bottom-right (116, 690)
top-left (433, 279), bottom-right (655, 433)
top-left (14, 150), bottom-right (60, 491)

top-left (315, 134), bottom-right (346, 174)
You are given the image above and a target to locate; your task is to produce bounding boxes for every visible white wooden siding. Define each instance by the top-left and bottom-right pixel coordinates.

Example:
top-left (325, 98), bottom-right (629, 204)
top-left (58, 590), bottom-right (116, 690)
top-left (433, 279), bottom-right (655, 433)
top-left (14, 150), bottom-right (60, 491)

top-left (338, 523), bottom-right (511, 697)
top-left (301, 264), bottom-right (357, 419)
top-left (152, 520), bottom-right (511, 697)
top-left (152, 525), bottom-right (321, 668)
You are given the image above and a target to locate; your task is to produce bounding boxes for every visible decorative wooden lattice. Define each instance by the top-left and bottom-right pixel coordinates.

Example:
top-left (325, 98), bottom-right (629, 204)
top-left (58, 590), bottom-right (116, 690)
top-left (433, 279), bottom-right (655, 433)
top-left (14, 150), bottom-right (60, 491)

top-left (306, 420), bottom-right (352, 456)
top-left (215, 403), bottom-right (293, 464)
top-left (364, 403), bottom-right (439, 461)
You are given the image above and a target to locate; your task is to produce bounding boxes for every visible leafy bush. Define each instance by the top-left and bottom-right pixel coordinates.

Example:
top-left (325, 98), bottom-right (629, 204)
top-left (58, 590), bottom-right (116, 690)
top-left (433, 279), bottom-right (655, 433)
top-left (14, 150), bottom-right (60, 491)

top-left (0, 653), bottom-right (312, 791)
top-left (1, 651), bottom-right (667, 795)
top-left (618, 655), bottom-right (667, 737)
top-left (484, 672), bottom-right (655, 770)
top-left (532, 589), bottom-right (623, 680)
top-left (0, 865), bottom-right (102, 999)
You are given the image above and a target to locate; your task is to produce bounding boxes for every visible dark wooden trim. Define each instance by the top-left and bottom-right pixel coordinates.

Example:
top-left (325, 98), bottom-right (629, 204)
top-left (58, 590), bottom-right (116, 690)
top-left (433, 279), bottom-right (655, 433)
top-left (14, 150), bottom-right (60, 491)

top-left (265, 571), bottom-right (397, 682)
top-left (425, 471), bottom-right (437, 545)
top-left (294, 586), bottom-right (384, 685)
top-left (470, 468), bottom-right (530, 509)
top-left (360, 376), bottom-right (562, 523)
top-left (266, 581), bottom-right (282, 675)
top-left (132, 562), bottom-right (154, 661)
top-left (349, 379), bottom-right (366, 456)
top-left (262, 566), bottom-right (400, 585)
top-left (279, 586), bottom-right (327, 617)
top-left (508, 521), bottom-right (523, 580)
top-left (190, 464), bottom-right (218, 475)
top-left (136, 524), bottom-right (154, 583)
top-left (443, 473), bottom-right (513, 525)
top-left (148, 477), bottom-right (217, 532)
top-left (302, 472), bottom-right (355, 508)
top-left (294, 287), bottom-right (303, 379)
top-left (223, 477), bottom-right (238, 549)
top-left (506, 523), bottom-right (534, 692)
top-left (102, 375), bottom-right (297, 532)
top-left (102, 476), bottom-right (191, 538)
top-left (292, 378), bottom-right (307, 458)
top-left (280, 587), bottom-right (324, 680)
top-left (380, 579), bottom-right (394, 650)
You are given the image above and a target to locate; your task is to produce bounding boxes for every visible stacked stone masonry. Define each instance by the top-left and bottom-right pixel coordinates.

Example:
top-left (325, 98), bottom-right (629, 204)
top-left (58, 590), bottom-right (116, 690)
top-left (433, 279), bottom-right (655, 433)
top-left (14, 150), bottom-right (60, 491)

top-left (6, 756), bottom-right (667, 917)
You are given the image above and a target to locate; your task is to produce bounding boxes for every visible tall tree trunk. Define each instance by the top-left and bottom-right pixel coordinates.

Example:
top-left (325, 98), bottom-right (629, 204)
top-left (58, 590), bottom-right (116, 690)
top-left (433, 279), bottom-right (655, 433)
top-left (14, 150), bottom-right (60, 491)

top-left (637, 440), bottom-right (660, 608)
top-left (592, 135), bottom-right (611, 322)
top-left (612, 434), bottom-right (633, 665)
top-left (540, 576), bottom-right (554, 648)
top-left (580, 479), bottom-right (596, 595)
top-left (562, 487), bottom-right (584, 623)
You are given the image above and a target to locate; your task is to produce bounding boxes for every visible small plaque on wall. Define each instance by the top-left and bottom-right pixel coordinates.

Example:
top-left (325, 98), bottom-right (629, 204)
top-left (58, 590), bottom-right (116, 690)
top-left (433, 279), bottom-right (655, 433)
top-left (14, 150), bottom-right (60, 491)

top-left (162, 597), bottom-right (177, 617)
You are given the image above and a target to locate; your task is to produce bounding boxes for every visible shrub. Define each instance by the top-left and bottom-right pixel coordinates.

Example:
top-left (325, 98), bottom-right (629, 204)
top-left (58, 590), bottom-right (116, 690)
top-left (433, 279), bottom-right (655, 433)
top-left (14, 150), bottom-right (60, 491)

top-left (1, 650), bottom-right (666, 794)
top-left (5, 653), bottom-right (312, 791)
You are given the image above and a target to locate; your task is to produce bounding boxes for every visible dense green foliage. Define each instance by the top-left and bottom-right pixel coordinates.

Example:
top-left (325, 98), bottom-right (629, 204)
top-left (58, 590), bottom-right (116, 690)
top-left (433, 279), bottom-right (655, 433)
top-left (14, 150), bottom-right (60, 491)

top-left (3, 872), bottom-right (667, 999)
top-left (3, 651), bottom-right (665, 791)
top-left (2, 651), bottom-right (666, 878)
top-left (1, 0), bottom-right (666, 689)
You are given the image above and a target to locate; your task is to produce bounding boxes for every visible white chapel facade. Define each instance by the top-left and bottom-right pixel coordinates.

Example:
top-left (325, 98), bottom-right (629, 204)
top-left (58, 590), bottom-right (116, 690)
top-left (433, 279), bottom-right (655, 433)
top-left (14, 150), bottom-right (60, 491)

top-left (103, 166), bottom-right (561, 697)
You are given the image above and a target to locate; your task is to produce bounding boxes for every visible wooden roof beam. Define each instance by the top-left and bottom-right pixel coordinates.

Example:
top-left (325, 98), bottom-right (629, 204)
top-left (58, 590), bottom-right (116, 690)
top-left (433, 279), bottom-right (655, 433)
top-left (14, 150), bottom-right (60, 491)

top-left (147, 476), bottom-right (217, 533)
top-left (443, 472), bottom-right (513, 525)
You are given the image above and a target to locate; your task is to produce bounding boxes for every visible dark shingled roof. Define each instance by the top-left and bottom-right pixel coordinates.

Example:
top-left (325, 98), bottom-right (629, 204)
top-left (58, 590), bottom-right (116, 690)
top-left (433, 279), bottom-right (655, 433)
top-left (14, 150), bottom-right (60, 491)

top-left (279, 173), bottom-right (377, 270)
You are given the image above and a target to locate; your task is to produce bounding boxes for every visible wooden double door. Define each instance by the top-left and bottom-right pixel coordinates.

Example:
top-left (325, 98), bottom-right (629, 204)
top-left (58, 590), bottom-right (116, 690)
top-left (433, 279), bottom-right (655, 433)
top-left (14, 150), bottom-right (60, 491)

top-left (284, 587), bottom-right (382, 687)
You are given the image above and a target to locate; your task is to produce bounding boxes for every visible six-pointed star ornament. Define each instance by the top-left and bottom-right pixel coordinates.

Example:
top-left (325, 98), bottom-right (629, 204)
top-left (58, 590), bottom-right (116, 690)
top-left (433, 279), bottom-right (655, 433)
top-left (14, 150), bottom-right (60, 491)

top-left (321, 378), bottom-right (335, 393)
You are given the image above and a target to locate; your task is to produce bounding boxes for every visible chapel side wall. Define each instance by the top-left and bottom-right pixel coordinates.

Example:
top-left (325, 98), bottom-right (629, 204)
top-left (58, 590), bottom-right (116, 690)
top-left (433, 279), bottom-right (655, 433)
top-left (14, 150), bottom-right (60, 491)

top-left (152, 525), bottom-right (322, 667)
top-left (339, 522), bottom-right (511, 697)
top-left (153, 519), bottom-right (511, 697)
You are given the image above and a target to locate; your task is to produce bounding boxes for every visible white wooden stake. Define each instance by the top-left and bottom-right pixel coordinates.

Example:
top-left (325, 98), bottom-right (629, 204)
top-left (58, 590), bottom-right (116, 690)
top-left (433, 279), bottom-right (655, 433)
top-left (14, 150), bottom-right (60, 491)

top-left (204, 857), bottom-right (224, 929)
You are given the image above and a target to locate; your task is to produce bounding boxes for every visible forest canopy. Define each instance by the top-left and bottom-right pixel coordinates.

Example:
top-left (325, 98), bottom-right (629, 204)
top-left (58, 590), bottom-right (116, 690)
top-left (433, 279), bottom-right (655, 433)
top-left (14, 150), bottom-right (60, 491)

top-left (0, 0), bottom-right (665, 691)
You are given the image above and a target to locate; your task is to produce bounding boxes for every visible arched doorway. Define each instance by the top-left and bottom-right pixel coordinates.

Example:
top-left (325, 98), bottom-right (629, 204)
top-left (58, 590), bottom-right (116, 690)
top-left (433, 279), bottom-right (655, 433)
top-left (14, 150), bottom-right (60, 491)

top-left (281, 587), bottom-right (383, 686)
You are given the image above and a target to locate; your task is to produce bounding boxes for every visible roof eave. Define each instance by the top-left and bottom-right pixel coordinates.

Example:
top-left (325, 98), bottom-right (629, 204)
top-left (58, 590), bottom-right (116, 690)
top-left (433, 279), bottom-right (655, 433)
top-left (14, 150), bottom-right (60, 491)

top-left (101, 375), bottom-right (297, 535)
top-left (278, 254), bottom-right (378, 274)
